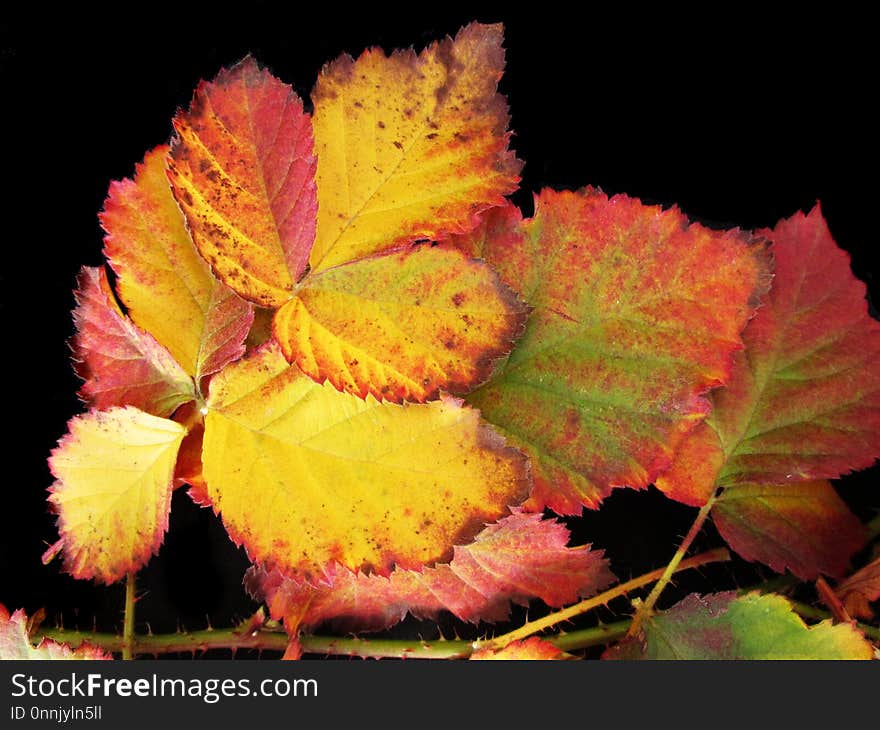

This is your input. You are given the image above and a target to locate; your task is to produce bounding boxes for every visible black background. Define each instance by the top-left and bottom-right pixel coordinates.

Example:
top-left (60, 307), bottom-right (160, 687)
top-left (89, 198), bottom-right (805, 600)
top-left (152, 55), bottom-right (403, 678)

top-left (1, 5), bottom-right (877, 656)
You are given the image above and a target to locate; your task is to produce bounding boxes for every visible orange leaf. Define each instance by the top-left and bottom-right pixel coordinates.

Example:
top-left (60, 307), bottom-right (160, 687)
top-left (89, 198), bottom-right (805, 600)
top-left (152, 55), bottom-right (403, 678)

top-left (835, 557), bottom-right (880, 620)
top-left (202, 343), bottom-right (530, 579)
top-left (273, 245), bottom-right (527, 402)
top-left (168, 57), bottom-right (317, 307)
top-left (47, 407), bottom-right (186, 584)
top-left (309, 22), bottom-right (521, 272)
top-left (470, 637), bottom-right (571, 660)
top-left (102, 145), bottom-right (253, 381)
top-left (72, 267), bottom-right (195, 417)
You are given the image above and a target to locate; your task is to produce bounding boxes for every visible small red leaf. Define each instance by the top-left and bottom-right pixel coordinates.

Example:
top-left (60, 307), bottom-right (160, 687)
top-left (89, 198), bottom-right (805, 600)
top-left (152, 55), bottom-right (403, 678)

top-left (72, 267), bottom-right (195, 417)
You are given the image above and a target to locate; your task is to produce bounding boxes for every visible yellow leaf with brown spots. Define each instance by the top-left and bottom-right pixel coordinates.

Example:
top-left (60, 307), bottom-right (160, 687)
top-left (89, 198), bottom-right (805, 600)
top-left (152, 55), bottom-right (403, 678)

top-left (309, 22), bottom-right (521, 272)
top-left (273, 245), bottom-right (527, 403)
top-left (167, 56), bottom-right (317, 308)
top-left (202, 343), bottom-right (530, 580)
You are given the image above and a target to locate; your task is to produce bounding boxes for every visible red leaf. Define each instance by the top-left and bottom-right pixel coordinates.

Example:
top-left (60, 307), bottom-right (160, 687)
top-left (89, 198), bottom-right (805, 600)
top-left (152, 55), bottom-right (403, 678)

top-left (712, 481), bottom-right (866, 579)
top-left (246, 510), bottom-right (613, 633)
top-left (659, 205), bottom-right (880, 503)
top-left (72, 267), bottom-right (195, 417)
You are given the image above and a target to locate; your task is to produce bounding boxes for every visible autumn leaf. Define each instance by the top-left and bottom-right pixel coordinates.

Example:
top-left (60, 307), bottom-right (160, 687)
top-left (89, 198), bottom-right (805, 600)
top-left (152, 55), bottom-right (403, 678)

top-left (46, 407), bottom-right (187, 584)
top-left (656, 206), bottom-right (880, 577)
top-left (712, 481), bottom-right (866, 579)
top-left (309, 22), bottom-right (521, 272)
top-left (0, 606), bottom-right (112, 660)
top-left (203, 343), bottom-right (530, 579)
top-left (659, 206), bottom-right (880, 502)
top-left (102, 145), bottom-right (254, 383)
top-left (470, 637), bottom-right (571, 660)
top-left (72, 267), bottom-right (195, 417)
top-left (167, 56), bottom-right (317, 308)
top-left (246, 511), bottom-right (613, 633)
top-left (273, 245), bottom-right (527, 402)
top-left (836, 557), bottom-right (880, 620)
top-left (605, 592), bottom-right (874, 660)
top-left (460, 191), bottom-right (769, 513)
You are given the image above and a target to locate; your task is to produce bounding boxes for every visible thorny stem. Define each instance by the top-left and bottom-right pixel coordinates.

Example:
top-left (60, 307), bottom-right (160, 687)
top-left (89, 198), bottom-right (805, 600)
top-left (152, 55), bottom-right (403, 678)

top-left (38, 621), bottom-right (631, 659)
top-left (122, 573), bottom-right (136, 661)
top-left (35, 566), bottom-right (880, 658)
top-left (475, 547), bottom-right (730, 652)
top-left (626, 494), bottom-right (717, 638)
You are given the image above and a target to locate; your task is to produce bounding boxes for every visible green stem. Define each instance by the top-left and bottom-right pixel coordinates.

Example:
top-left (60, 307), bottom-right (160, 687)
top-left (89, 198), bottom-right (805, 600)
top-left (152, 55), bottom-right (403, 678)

top-left (122, 573), bottom-right (136, 661)
top-left (477, 547), bottom-right (730, 652)
top-left (38, 621), bottom-right (631, 659)
top-left (627, 494), bottom-right (717, 637)
top-left (787, 600), bottom-right (880, 642)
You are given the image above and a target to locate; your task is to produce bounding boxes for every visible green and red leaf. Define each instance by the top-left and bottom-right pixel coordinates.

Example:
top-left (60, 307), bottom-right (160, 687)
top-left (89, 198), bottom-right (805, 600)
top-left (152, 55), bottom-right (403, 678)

top-left (657, 206), bottom-right (880, 578)
top-left (462, 190), bottom-right (770, 513)
top-left (167, 56), bottom-right (317, 308)
top-left (659, 206), bottom-right (880, 503)
top-left (605, 592), bottom-right (874, 660)
top-left (72, 267), bottom-right (195, 417)
top-left (246, 510), bottom-right (613, 633)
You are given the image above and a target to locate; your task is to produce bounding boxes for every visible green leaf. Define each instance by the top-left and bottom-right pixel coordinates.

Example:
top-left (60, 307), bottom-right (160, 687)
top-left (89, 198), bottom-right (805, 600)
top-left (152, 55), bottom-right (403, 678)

top-left (606, 592), bottom-right (874, 660)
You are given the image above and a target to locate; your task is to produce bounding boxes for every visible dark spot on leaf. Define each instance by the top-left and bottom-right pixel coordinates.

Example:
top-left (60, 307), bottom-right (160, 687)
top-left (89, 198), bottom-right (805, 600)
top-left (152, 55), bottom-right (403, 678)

top-left (393, 140), bottom-right (403, 150)
top-left (452, 292), bottom-right (465, 307)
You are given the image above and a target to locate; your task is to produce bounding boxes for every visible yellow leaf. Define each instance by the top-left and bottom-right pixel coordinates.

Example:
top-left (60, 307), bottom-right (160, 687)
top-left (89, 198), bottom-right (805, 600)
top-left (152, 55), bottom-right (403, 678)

top-left (47, 407), bottom-right (187, 584)
top-left (310, 22), bottom-right (521, 272)
top-left (273, 245), bottom-right (527, 402)
top-left (102, 146), bottom-right (252, 380)
top-left (203, 343), bottom-right (530, 579)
